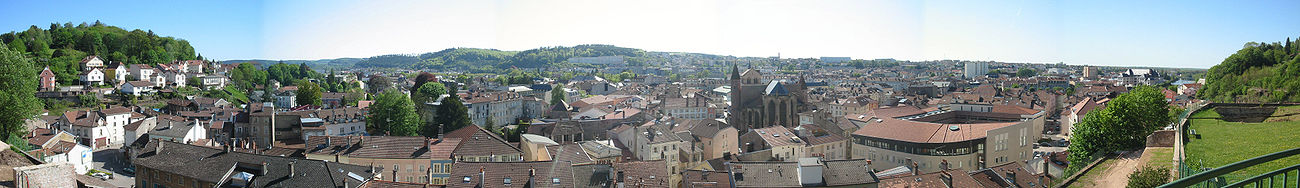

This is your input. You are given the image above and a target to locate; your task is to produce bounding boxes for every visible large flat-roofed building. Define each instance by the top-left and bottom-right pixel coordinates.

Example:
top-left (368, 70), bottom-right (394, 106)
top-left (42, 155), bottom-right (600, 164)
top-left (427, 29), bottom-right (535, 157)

top-left (850, 103), bottom-right (1044, 173)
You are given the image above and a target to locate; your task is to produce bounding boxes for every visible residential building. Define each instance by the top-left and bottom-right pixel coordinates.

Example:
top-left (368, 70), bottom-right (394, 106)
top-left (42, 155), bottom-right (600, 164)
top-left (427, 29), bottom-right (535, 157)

top-left (850, 104), bottom-right (1044, 173)
top-left (146, 119), bottom-right (207, 144)
top-left (130, 64), bottom-right (155, 81)
top-left (28, 141), bottom-right (94, 174)
top-left (79, 68), bottom-right (104, 86)
top-left (121, 81), bottom-right (155, 96)
top-left (445, 125), bottom-right (523, 162)
top-left (56, 107), bottom-right (132, 149)
top-left (80, 56), bottom-right (104, 70)
top-left (964, 62), bottom-right (989, 79)
top-left (447, 161), bottom-right (574, 188)
top-left (131, 140), bottom-right (378, 188)
top-left (461, 91), bottom-right (527, 127)
top-left (39, 66), bottom-right (56, 91)
top-left (305, 136), bottom-right (456, 184)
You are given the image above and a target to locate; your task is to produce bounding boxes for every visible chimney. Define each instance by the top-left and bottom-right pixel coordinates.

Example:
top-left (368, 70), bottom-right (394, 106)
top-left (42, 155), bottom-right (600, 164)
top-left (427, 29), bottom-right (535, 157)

top-left (156, 141), bottom-right (164, 154)
top-left (479, 167), bottom-right (486, 186)
top-left (438, 124), bottom-right (445, 139)
top-left (289, 160), bottom-right (297, 176)
top-left (1005, 170), bottom-right (1017, 184)
top-left (261, 162), bottom-right (269, 175)
top-left (940, 171), bottom-right (953, 188)
top-left (940, 160), bottom-right (950, 171)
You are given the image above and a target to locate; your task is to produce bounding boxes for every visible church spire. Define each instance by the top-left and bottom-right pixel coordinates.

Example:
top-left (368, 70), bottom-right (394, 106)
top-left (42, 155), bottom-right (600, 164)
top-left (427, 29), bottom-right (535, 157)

top-left (731, 63), bottom-right (741, 79)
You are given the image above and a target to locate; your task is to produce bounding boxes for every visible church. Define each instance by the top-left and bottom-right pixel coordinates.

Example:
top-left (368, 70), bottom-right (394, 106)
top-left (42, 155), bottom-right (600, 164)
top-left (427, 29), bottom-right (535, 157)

top-left (727, 64), bottom-right (812, 131)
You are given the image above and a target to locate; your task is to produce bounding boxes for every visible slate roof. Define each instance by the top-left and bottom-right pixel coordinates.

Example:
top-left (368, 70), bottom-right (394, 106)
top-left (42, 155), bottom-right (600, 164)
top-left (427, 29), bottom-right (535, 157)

top-left (577, 141), bottom-right (621, 159)
top-left (359, 180), bottom-right (440, 188)
top-left (149, 120), bottom-right (197, 139)
top-left (546, 144), bottom-right (594, 164)
top-left (680, 170), bottom-right (731, 188)
top-left (728, 162), bottom-right (802, 187)
top-left (447, 161), bottom-right (575, 188)
top-left (571, 164), bottom-right (614, 188)
top-left (822, 159), bottom-right (880, 186)
top-left (445, 125), bottom-right (523, 157)
top-left (764, 81), bottom-right (790, 96)
top-left (133, 140), bottom-right (377, 187)
top-left (305, 136), bottom-right (442, 159)
top-left (878, 170), bottom-right (981, 188)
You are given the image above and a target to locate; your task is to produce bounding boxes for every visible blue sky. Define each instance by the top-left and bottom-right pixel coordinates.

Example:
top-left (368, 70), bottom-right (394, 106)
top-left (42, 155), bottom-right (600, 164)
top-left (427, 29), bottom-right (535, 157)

top-left (2, 0), bottom-right (1297, 68)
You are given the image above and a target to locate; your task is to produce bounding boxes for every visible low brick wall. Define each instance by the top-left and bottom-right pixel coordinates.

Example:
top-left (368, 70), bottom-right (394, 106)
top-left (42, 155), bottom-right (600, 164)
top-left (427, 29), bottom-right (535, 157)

top-left (1146, 130), bottom-right (1176, 147)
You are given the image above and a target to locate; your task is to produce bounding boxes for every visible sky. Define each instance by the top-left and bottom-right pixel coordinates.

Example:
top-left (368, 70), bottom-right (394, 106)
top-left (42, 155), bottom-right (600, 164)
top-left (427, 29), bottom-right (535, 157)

top-left (2, 0), bottom-right (1298, 68)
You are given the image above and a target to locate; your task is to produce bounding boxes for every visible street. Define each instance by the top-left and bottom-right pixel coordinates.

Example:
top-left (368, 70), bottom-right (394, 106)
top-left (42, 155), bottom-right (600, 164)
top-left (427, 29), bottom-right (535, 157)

top-left (92, 149), bottom-right (134, 188)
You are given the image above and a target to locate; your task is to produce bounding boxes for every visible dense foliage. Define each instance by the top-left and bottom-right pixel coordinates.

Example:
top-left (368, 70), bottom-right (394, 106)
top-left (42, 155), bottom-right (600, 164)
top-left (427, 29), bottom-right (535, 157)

top-left (0, 22), bottom-right (197, 85)
top-left (352, 44), bottom-right (645, 72)
top-left (296, 81), bottom-right (322, 106)
top-left (0, 45), bottom-right (42, 139)
top-left (267, 63), bottom-right (321, 85)
top-left (1200, 37), bottom-right (1300, 102)
top-left (229, 63), bottom-right (267, 90)
top-left (1068, 86), bottom-right (1172, 171)
top-left (366, 90), bottom-right (421, 136)
top-left (434, 94), bottom-right (472, 134)
top-left (551, 83), bottom-right (566, 105)
top-left (1126, 166), bottom-right (1171, 188)
top-left (1016, 68), bottom-right (1038, 78)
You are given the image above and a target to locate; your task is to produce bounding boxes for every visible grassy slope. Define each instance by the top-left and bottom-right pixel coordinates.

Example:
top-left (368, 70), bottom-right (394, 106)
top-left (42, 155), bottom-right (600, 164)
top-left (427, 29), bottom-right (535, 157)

top-left (1186, 106), bottom-right (1300, 183)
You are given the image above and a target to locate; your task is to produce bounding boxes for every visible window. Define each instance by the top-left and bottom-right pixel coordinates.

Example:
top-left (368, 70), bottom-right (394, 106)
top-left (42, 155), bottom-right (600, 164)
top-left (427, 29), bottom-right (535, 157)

top-left (552, 178), bottom-right (561, 185)
top-left (504, 177), bottom-right (512, 185)
top-left (463, 176), bottom-right (472, 183)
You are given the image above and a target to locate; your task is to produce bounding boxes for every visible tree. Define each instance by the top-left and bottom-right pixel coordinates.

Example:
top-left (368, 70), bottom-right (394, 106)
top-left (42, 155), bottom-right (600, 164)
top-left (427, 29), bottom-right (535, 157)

top-left (78, 94), bottom-right (100, 108)
top-left (366, 90), bottom-right (420, 136)
top-left (367, 75), bottom-right (393, 94)
top-left (1016, 68), bottom-right (1038, 78)
top-left (0, 45), bottom-right (41, 139)
top-left (1126, 166), bottom-right (1171, 188)
top-left (550, 83), bottom-right (566, 105)
top-left (435, 95), bottom-right (472, 134)
top-left (296, 81), bottom-right (322, 106)
top-left (1068, 86), bottom-right (1170, 170)
top-left (413, 72), bottom-right (438, 91)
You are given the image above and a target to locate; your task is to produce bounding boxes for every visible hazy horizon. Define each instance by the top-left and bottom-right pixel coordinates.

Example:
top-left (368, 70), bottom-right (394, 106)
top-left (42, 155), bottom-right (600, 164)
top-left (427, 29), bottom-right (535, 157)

top-left (4, 0), bottom-right (1299, 69)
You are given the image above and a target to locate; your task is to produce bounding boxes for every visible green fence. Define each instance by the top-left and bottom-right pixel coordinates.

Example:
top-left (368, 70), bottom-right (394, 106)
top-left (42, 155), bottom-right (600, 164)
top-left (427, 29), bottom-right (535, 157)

top-left (1161, 147), bottom-right (1300, 188)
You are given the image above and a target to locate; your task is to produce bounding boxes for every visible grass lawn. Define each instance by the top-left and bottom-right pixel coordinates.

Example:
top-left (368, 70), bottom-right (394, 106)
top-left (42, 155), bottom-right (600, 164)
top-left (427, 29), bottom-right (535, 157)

top-left (1068, 157), bottom-right (1117, 188)
top-left (1185, 107), bottom-right (1300, 184)
top-left (1144, 147), bottom-right (1175, 169)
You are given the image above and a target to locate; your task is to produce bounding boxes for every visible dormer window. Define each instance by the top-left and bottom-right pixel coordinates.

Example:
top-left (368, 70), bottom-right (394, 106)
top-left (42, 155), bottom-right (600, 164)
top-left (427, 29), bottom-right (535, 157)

top-left (504, 177), bottom-right (512, 185)
top-left (463, 176), bottom-right (471, 183)
top-left (552, 178), bottom-right (560, 185)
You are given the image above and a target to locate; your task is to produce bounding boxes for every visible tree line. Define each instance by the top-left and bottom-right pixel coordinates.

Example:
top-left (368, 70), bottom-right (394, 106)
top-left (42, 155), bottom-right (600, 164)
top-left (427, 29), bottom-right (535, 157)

top-left (1200, 36), bottom-right (1300, 102)
top-left (351, 44), bottom-right (646, 72)
top-left (1, 21), bottom-right (198, 85)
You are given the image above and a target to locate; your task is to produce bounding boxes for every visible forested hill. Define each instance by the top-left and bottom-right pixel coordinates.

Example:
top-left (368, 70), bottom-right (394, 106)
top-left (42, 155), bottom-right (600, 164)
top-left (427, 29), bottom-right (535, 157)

top-left (351, 44), bottom-right (646, 71)
top-left (1200, 37), bottom-right (1300, 102)
top-left (1, 21), bottom-right (198, 84)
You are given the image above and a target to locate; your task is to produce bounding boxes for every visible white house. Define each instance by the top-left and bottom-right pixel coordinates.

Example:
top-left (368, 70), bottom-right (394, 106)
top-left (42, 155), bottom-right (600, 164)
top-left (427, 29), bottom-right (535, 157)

top-left (107, 62), bottom-right (129, 84)
top-left (274, 90), bottom-right (297, 108)
top-left (130, 64), bottom-right (155, 81)
top-left (33, 141), bottom-right (93, 174)
top-left (80, 68), bottom-right (104, 86)
top-left (152, 73), bottom-right (167, 88)
top-left (163, 71), bottom-right (186, 87)
top-left (57, 107), bottom-right (132, 149)
top-left (121, 81), bottom-right (155, 96)
top-left (200, 75), bottom-right (227, 89)
top-left (81, 56), bottom-right (105, 71)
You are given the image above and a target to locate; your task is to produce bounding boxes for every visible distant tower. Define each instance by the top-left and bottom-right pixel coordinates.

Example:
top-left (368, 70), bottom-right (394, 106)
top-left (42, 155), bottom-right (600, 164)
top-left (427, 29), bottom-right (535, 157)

top-left (1083, 66), bottom-right (1098, 80)
top-left (963, 62), bottom-right (989, 79)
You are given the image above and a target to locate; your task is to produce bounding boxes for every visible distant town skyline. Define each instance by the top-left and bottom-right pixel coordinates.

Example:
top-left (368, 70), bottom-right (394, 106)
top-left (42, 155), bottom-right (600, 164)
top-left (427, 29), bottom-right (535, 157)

top-left (3, 0), bottom-right (1298, 68)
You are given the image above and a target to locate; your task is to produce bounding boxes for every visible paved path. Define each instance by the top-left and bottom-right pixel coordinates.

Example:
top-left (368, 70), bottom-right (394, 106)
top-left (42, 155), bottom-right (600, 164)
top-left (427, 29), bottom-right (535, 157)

top-left (1094, 149), bottom-right (1147, 188)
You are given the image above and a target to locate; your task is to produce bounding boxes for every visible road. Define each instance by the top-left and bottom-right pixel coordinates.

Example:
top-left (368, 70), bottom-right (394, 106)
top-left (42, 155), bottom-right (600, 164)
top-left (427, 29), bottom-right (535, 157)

top-left (92, 149), bottom-right (135, 187)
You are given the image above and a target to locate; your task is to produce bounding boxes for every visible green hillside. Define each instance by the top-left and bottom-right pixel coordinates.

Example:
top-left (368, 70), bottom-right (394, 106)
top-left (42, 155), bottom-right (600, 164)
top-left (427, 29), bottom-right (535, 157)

top-left (1200, 37), bottom-right (1300, 102)
top-left (1, 21), bottom-right (198, 85)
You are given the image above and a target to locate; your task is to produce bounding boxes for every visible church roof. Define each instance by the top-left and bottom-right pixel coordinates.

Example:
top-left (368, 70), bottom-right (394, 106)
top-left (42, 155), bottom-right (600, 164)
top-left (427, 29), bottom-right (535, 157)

top-left (765, 81), bottom-right (789, 96)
